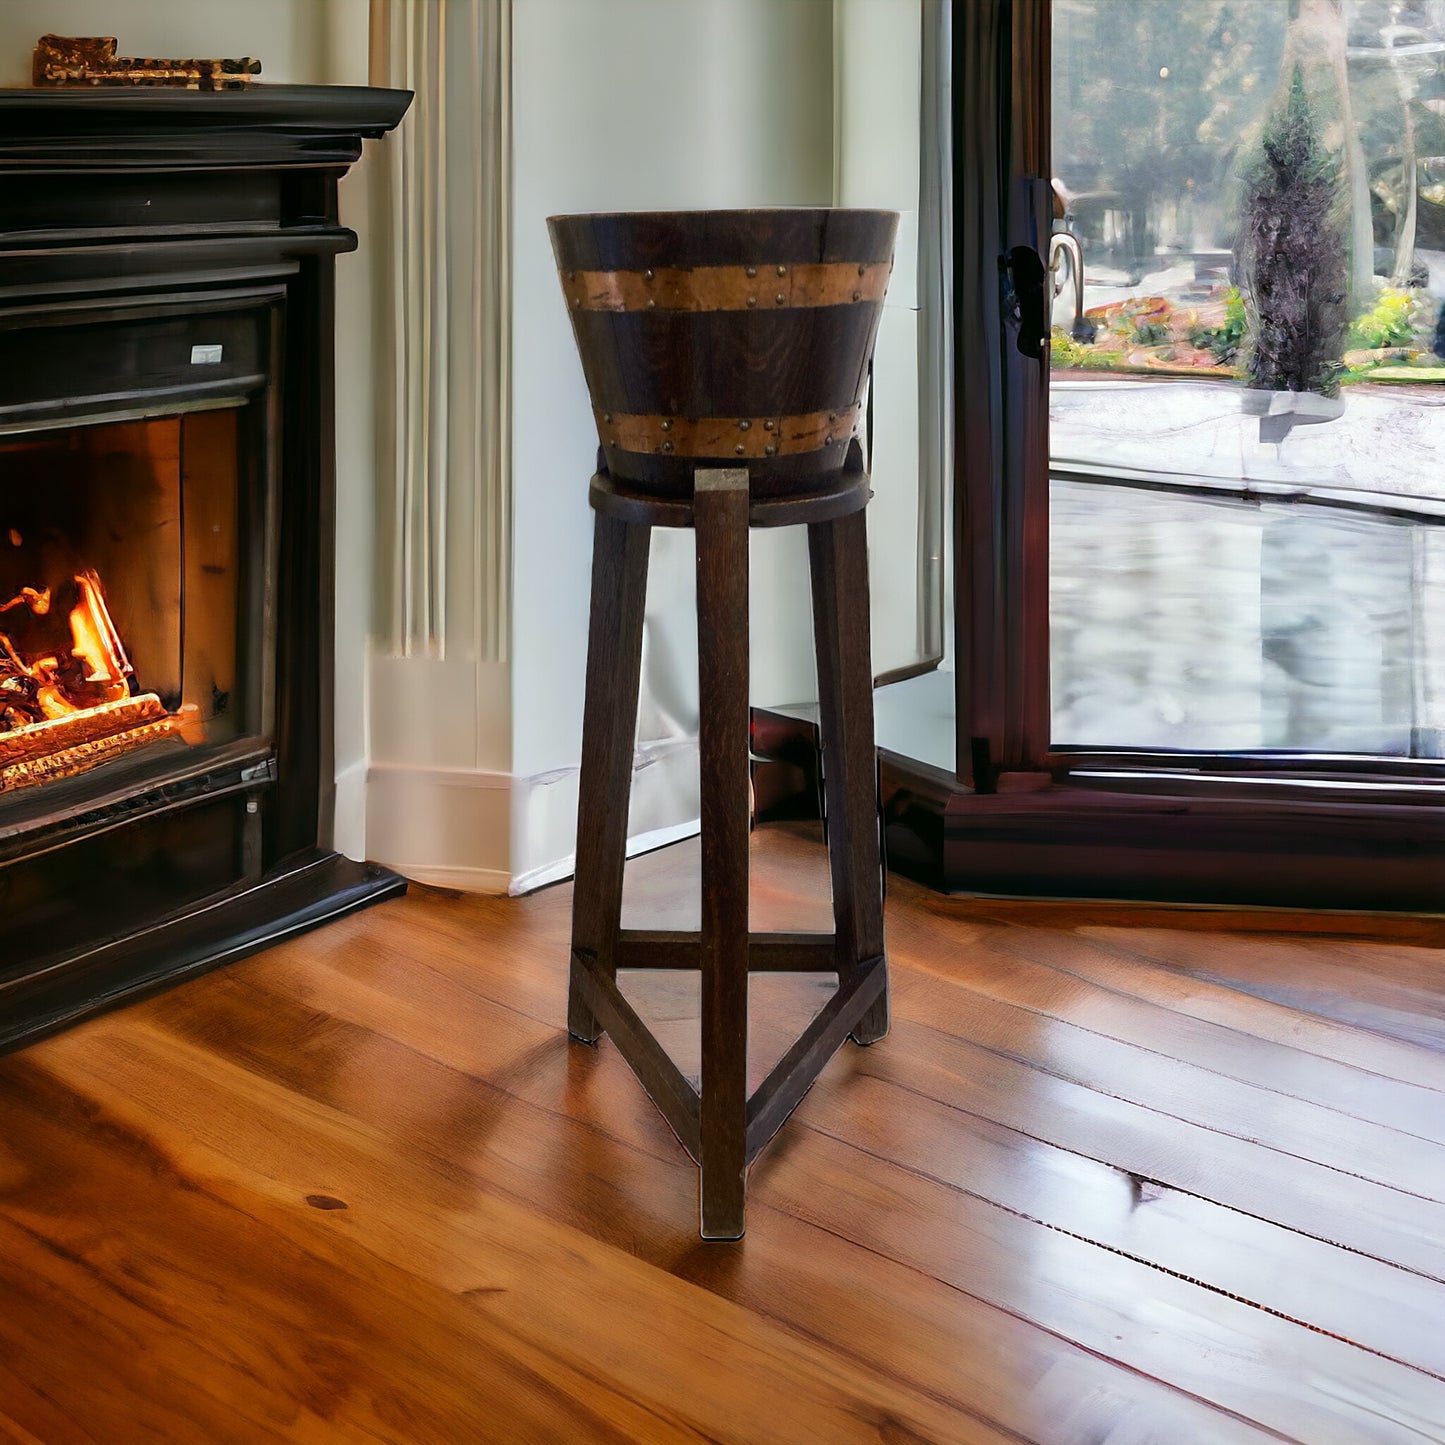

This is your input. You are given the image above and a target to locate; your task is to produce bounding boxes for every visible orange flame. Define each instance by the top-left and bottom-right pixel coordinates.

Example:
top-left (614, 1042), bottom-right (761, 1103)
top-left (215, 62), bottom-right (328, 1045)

top-left (68, 571), bottom-right (132, 688)
top-left (0, 585), bottom-right (49, 616)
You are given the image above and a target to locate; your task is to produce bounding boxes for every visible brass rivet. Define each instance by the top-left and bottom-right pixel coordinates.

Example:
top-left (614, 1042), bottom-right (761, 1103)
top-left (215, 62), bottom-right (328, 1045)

top-left (662, 440), bottom-right (674, 453)
top-left (774, 292), bottom-right (785, 305)
top-left (764, 443), bottom-right (777, 456)
top-left (604, 412), bottom-right (612, 423)
top-left (735, 443), bottom-right (746, 455)
top-left (647, 298), bottom-right (656, 309)
top-left (825, 434), bottom-right (834, 445)
top-left (746, 295), bottom-right (757, 307)
top-left (567, 270), bottom-right (576, 281)
top-left (763, 419), bottom-right (775, 432)
top-left (852, 290), bottom-right (862, 302)
top-left (572, 297), bottom-right (580, 308)
top-left (857, 263), bottom-right (866, 276)
top-left (644, 268), bottom-right (655, 281)
top-left (777, 264), bottom-right (787, 276)
top-left (661, 418), bottom-right (673, 431)
top-left (829, 411), bottom-right (838, 422)
top-left (738, 419), bottom-right (751, 431)
top-left (609, 437), bottom-right (617, 446)
top-left (745, 265), bottom-right (757, 278)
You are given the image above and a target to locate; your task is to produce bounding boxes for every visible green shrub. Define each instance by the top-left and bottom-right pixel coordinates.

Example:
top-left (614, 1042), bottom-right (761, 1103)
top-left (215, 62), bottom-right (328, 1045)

top-left (1347, 288), bottom-right (1421, 351)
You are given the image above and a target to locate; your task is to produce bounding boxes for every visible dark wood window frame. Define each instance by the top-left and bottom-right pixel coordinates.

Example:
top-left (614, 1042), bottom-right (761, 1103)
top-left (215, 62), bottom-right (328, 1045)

top-left (755, 0), bottom-right (1444, 911)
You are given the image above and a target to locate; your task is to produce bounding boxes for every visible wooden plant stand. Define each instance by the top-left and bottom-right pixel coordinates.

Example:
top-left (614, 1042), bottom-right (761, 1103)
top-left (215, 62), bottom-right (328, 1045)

top-left (567, 456), bottom-right (888, 1240)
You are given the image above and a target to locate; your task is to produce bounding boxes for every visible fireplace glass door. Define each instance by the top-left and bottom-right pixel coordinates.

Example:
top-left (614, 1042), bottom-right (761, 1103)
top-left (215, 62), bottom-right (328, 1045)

top-left (0, 405), bottom-right (255, 798)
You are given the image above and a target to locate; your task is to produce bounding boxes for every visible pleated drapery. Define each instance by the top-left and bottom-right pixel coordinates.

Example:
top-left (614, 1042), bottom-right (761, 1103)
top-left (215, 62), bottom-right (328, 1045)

top-left (370, 0), bottom-right (512, 661)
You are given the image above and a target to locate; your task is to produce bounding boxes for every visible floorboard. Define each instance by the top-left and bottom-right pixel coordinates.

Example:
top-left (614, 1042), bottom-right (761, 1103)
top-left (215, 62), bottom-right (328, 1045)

top-left (1, 822), bottom-right (1443, 1442)
top-left (952, 910), bottom-right (1445, 1096)
top-left (893, 922), bottom-right (1445, 1145)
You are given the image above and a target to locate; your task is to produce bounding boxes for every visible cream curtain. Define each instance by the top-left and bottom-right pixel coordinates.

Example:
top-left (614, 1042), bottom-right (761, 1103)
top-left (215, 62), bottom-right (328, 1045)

top-left (370, 0), bottom-right (511, 661)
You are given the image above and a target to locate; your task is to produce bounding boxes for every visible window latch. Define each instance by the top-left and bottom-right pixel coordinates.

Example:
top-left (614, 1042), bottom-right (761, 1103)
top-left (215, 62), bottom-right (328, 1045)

top-left (1002, 245), bottom-right (1049, 361)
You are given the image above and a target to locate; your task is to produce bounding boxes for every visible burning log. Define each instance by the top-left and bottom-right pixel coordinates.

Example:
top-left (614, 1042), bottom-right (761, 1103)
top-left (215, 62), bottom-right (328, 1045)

top-left (0, 569), bottom-right (134, 721)
top-left (0, 694), bottom-right (174, 789)
top-left (0, 560), bottom-right (180, 790)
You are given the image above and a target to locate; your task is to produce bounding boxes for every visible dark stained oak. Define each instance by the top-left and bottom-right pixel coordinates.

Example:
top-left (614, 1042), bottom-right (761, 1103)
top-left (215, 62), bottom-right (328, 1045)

top-left (2, 824), bottom-right (1444, 1440)
top-left (567, 508), bottom-right (652, 1044)
top-left (547, 209), bottom-right (898, 495)
top-left (568, 458), bottom-right (889, 1239)
top-left (809, 506), bottom-right (889, 1045)
top-left (694, 471), bottom-right (752, 1235)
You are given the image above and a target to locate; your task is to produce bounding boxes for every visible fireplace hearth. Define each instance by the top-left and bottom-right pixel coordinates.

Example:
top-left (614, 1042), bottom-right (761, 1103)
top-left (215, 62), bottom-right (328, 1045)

top-left (0, 86), bottom-right (411, 1051)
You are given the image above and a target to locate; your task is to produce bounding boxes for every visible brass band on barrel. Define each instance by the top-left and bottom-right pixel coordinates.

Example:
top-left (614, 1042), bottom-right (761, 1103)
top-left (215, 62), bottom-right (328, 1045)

top-left (595, 404), bottom-right (861, 458)
top-left (562, 262), bottom-right (890, 313)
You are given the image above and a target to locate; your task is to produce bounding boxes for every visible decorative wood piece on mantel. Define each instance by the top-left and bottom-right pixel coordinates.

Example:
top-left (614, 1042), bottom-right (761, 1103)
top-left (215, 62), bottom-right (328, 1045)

top-left (33, 34), bottom-right (261, 89)
top-left (0, 85), bottom-right (412, 1055)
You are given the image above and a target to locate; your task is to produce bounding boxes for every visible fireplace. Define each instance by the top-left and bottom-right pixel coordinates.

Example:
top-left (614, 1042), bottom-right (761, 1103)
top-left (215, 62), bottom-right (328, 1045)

top-left (0, 86), bottom-right (410, 1051)
top-left (1, 410), bottom-right (247, 786)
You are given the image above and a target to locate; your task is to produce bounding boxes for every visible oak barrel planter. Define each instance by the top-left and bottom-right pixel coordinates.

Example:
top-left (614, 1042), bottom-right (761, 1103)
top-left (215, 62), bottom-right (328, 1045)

top-left (548, 208), bottom-right (898, 496)
top-left (553, 208), bottom-right (897, 1238)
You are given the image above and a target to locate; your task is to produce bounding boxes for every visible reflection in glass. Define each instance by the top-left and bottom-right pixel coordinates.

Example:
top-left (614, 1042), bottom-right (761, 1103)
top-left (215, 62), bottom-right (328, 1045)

top-left (1050, 0), bottom-right (1445, 758)
top-left (1051, 480), bottom-right (1441, 756)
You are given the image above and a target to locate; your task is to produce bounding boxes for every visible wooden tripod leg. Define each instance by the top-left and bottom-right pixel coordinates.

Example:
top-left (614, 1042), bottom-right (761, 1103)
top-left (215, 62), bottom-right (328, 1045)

top-left (808, 508), bottom-right (888, 1045)
top-left (569, 510), bottom-right (651, 1043)
top-left (695, 469), bottom-right (751, 1239)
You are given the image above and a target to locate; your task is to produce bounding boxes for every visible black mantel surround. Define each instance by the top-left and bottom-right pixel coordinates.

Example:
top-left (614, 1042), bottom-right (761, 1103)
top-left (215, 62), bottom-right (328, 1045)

top-left (0, 86), bottom-right (412, 1052)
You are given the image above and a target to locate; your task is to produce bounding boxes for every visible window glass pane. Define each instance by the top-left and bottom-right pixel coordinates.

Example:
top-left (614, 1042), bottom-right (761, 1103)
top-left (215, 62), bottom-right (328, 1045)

top-left (1050, 0), bottom-right (1445, 757)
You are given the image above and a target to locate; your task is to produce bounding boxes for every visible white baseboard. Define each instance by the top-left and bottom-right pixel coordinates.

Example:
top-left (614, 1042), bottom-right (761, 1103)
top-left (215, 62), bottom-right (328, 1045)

top-left (509, 735), bottom-right (700, 895)
top-left (364, 761), bottom-right (512, 892)
top-left (356, 739), bottom-right (701, 897)
top-left (508, 815), bottom-right (700, 897)
top-left (392, 862), bottom-right (513, 894)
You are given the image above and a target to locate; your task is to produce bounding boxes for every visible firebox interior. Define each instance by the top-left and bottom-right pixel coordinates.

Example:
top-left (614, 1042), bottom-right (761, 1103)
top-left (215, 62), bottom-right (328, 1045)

top-left (0, 406), bottom-right (253, 795)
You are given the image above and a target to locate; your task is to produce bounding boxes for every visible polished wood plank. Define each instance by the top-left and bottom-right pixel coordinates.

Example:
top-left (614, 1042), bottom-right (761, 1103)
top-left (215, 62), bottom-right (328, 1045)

top-left (2, 823), bottom-right (1444, 1440)
top-left (864, 1006), bottom-right (1445, 1281)
top-left (1076, 924), bottom-right (1445, 1053)
top-left (890, 920), bottom-right (1445, 1147)
top-left (950, 905), bottom-right (1445, 1098)
top-left (172, 972), bottom-right (1253, 1444)
top-left (266, 840), bottom-right (1445, 1281)
top-left (885, 966), bottom-right (1445, 1204)
top-left (26, 1022), bottom-right (1013, 1445)
top-left (35, 970), bottom-right (1271, 1445)
top-left (960, 897), bottom-right (1445, 1054)
top-left (799, 1066), bottom-right (1445, 1379)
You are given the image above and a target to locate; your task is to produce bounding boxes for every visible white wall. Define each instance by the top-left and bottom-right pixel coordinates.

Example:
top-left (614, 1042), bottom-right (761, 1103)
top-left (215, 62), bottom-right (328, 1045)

top-left (835, 0), bottom-right (925, 679)
top-left (326, 0), bottom-right (381, 860)
top-left (508, 0), bottom-right (836, 886)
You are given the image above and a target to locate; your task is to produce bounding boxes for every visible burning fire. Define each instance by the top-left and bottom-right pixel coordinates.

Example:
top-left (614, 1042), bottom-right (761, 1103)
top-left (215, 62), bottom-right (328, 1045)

top-left (0, 564), bottom-right (134, 734)
top-left (0, 531), bottom-right (178, 790)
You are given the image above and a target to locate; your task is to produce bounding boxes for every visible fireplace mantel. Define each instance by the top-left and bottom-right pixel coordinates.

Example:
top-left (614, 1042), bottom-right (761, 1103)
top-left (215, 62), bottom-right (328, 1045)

top-left (0, 84), bottom-right (410, 165)
top-left (0, 84), bottom-right (412, 1052)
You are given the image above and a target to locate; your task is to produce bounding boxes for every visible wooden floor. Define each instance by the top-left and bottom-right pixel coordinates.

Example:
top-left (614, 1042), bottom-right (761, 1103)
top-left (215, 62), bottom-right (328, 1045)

top-left (3, 824), bottom-right (1445, 1443)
